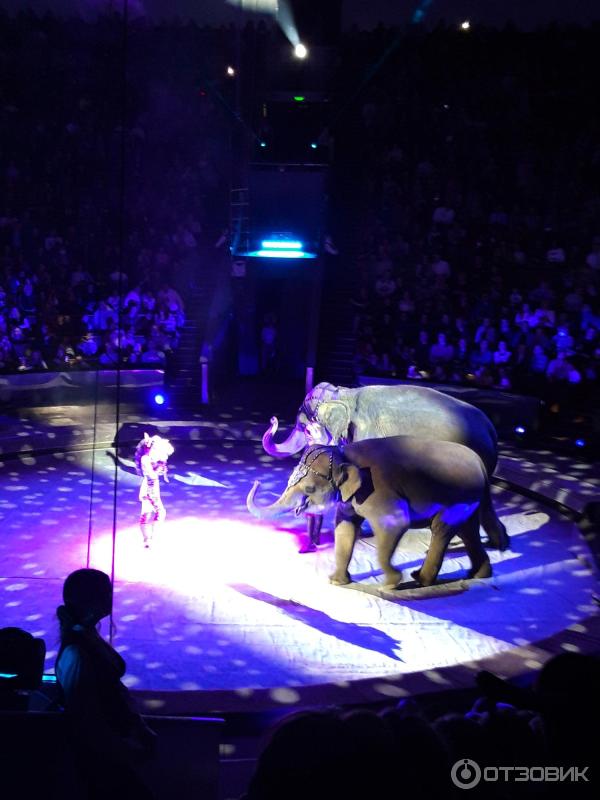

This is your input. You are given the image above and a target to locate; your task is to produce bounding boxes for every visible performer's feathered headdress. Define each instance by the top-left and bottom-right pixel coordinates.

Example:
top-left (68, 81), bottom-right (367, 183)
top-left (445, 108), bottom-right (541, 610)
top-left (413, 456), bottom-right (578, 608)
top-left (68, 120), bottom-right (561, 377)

top-left (134, 432), bottom-right (174, 476)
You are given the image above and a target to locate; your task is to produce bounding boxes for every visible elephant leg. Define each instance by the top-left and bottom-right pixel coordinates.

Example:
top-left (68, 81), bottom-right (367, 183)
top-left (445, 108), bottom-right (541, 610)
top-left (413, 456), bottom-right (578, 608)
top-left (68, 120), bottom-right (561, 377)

top-left (412, 514), bottom-right (451, 587)
top-left (330, 505), bottom-right (362, 585)
top-left (338, 500), bottom-right (372, 539)
top-left (460, 514), bottom-right (492, 580)
top-left (479, 483), bottom-right (510, 550)
top-left (372, 522), bottom-right (406, 588)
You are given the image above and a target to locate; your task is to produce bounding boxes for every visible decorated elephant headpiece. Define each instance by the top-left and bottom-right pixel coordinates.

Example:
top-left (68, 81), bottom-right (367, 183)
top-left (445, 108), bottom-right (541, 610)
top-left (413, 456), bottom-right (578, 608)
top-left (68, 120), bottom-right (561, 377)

top-left (298, 383), bottom-right (353, 445)
top-left (285, 445), bottom-right (362, 504)
top-left (262, 383), bottom-right (355, 458)
top-left (298, 382), bottom-right (337, 425)
top-left (286, 445), bottom-right (336, 489)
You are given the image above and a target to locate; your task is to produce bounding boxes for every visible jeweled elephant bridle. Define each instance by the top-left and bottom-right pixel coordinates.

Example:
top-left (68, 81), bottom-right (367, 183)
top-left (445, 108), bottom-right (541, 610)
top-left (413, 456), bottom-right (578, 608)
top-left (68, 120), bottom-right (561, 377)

top-left (287, 445), bottom-right (338, 492)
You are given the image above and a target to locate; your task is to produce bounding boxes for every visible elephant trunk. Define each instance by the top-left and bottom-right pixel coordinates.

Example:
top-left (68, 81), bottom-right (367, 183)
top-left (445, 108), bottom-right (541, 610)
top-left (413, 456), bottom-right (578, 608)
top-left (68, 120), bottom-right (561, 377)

top-left (262, 418), bottom-right (308, 458)
top-left (246, 481), bottom-right (299, 519)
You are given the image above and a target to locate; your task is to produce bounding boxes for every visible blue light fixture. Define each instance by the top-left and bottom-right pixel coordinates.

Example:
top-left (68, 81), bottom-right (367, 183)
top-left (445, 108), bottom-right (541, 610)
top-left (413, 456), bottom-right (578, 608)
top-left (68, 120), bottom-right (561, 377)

top-left (575, 438), bottom-right (585, 448)
top-left (153, 392), bottom-right (166, 406)
top-left (239, 232), bottom-right (318, 260)
top-left (514, 425), bottom-right (526, 435)
top-left (253, 249), bottom-right (316, 259)
top-left (261, 240), bottom-right (303, 250)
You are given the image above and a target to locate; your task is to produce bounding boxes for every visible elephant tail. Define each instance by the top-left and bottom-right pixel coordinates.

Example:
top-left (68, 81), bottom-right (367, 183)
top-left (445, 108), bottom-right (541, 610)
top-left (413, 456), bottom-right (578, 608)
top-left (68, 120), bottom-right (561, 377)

top-left (479, 483), bottom-right (510, 550)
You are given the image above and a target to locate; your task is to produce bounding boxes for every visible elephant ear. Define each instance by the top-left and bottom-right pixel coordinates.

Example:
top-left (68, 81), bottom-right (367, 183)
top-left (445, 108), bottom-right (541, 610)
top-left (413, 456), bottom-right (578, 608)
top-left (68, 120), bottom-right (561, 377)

top-left (337, 463), bottom-right (362, 502)
top-left (318, 400), bottom-right (350, 444)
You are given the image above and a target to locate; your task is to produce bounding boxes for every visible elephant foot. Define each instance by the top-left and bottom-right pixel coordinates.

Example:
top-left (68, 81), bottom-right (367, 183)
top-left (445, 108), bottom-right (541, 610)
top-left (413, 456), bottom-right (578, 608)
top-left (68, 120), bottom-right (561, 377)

top-left (485, 525), bottom-right (510, 551)
top-left (329, 570), bottom-right (351, 586)
top-left (382, 568), bottom-right (403, 589)
top-left (411, 568), bottom-right (434, 587)
top-left (468, 559), bottom-right (492, 580)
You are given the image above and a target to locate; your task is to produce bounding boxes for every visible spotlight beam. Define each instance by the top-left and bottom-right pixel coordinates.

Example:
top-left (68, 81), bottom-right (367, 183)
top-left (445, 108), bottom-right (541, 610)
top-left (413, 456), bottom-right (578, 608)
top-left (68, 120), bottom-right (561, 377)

top-left (276, 0), bottom-right (300, 47)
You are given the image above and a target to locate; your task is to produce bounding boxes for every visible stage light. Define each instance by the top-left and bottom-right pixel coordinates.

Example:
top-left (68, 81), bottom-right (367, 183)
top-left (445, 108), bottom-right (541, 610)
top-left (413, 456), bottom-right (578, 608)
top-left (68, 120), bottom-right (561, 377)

top-left (294, 43), bottom-right (308, 59)
top-left (460, 20), bottom-right (471, 30)
top-left (254, 249), bottom-right (316, 259)
top-left (243, 233), bottom-right (318, 260)
top-left (310, 142), bottom-right (317, 149)
top-left (261, 240), bottom-right (302, 249)
top-left (575, 438), bottom-right (586, 448)
top-left (226, 66), bottom-right (236, 77)
top-left (293, 95), bottom-right (305, 102)
top-left (153, 392), bottom-right (166, 406)
top-left (226, 1), bottom-right (277, 10)
top-left (514, 425), bottom-right (526, 435)
top-left (260, 141), bottom-right (267, 148)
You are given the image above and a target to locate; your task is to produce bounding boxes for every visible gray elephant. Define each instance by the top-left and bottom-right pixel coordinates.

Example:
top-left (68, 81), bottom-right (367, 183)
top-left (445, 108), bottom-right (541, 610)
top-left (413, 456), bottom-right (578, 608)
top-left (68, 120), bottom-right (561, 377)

top-left (248, 438), bottom-right (495, 588)
top-left (262, 382), bottom-right (508, 550)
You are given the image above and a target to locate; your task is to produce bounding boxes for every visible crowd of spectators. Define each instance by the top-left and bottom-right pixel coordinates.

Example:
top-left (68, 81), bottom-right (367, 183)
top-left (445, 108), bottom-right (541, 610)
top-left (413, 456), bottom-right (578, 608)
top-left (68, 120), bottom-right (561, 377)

top-left (0, 266), bottom-right (186, 372)
top-left (242, 651), bottom-right (599, 799)
top-left (0, 10), bottom-right (233, 374)
top-left (345, 25), bottom-right (600, 408)
top-left (2, 11), bottom-right (599, 407)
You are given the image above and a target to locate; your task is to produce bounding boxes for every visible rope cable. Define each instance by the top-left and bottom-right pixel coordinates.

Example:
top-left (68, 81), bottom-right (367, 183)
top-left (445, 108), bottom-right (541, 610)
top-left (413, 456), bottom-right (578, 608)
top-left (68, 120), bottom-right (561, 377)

top-left (108, 0), bottom-right (130, 643)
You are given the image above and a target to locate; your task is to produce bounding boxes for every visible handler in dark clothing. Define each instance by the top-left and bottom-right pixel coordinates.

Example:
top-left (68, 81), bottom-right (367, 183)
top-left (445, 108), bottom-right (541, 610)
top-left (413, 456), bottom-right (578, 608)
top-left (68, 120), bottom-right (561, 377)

top-left (55, 568), bottom-right (156, 799)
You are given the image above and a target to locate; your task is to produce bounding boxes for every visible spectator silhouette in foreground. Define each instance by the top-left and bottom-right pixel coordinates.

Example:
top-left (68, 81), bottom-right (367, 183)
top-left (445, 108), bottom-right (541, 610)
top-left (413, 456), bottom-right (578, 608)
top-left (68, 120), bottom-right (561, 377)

top-left (55, 568), bottom-right (156, 799)
top-left (380, 706), bottom-right (449, 794)
top-left (0, 626), bottom-right (46, 711)
top-left (242, 711), bottom-right (356, 800)
top-left (243, 707), bottom-right (441, 800)
top-left (476, 652), bottom-right (600, 770)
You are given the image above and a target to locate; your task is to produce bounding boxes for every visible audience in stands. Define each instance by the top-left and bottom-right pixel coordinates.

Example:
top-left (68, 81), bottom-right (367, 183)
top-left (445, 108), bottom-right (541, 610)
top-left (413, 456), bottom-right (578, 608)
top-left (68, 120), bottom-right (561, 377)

top-left (345, 24), bottom-right (599, 410)
top-left (0, 11), bottom-right (236, 375)
top-left (1, 13), bottom-right (599, 405)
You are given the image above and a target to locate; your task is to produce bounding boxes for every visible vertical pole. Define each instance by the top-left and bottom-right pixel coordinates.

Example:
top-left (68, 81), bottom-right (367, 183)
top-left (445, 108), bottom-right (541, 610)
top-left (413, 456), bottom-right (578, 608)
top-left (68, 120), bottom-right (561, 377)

top-left (305, 366), bottom-right (314, 394)
top-left (305, 255), bottom-right (323, 385)
top-left (201, 360), bottom-right (209, 405)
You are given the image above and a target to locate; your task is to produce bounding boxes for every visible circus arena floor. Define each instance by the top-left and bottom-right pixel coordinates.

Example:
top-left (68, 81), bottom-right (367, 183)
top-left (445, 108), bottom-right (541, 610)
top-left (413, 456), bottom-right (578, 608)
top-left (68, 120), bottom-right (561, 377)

top-left (1, 388), bottom-right (599, 715)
